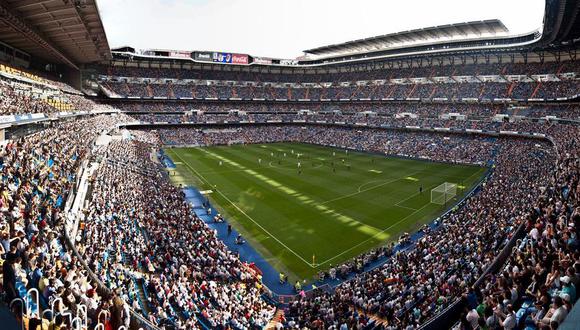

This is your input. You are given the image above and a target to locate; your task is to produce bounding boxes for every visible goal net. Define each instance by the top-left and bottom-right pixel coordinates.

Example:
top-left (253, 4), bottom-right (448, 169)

top-left (431, 182), bottom-right (457, 205)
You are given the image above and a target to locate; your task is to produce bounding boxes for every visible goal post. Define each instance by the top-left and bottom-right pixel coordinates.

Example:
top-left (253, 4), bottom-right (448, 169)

top-left (431, 182), bottom-right (457, 205)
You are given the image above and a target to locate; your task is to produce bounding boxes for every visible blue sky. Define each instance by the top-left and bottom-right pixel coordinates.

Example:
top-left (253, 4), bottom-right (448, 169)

top-left (97, 0), bottom-right (545, 58)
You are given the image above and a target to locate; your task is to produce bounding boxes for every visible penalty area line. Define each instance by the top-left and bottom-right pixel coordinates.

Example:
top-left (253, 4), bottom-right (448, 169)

top-left (321, 169), bottom-right (424, 205)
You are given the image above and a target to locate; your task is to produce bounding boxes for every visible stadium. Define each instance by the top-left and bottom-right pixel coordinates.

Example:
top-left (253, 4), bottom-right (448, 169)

top-left (0, 0), bottom-right (578, 329)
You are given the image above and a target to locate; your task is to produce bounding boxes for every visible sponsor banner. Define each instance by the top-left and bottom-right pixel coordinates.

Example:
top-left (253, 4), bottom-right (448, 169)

top-left (15, 114), bottom-right (33, 121)
top-left (194, 51), bottom-right (213, 62)
top-left (212, 52), bottom-right (232, 63)
top-left (280, 59), bottom-right (299, 65)
top-left (0, 115), bottom-right (16, 123)
top-left (231, 54), bottom-right (248, 65)
top-left (170, 51), bottom-right (192, 59)
top-left (253, 57), bottom-right (273, 65)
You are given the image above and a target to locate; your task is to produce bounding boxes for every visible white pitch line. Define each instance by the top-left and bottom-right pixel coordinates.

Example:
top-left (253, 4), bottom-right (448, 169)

top-left (357, 180), bottom-right (389, 193)
top-left (393, 182), bottom-right (439, 208)
top-left (169, 149), bottom-right (317, 268)
top-left (394, 204), bottom-right (419, 211)
top-left (320, 169), bottom-right (424, 205)
top-left (316, 201), bottom-right (433, 266)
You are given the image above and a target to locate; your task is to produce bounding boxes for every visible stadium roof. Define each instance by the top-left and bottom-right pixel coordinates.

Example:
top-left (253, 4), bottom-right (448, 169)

top-left (0, 0), bottom-right (111, 69)
top-left (304, 20), bottom-right (510, 57)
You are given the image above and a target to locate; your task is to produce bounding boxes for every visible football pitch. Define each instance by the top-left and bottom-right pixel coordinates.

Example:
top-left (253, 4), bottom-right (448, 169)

top-left (164, 142), bottom-right (487, 280)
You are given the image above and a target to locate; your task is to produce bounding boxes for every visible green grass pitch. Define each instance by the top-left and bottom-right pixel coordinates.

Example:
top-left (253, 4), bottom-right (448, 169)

top-left (164, 142), bottom-right (487, 281)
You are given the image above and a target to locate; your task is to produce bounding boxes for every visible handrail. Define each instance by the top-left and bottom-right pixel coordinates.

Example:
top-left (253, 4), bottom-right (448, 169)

top-left (41, 308), bottom-right (53, 325)
top-left (25, 288), bottom-right (40, 319)
top-left (71, 316), bottom-right (83, 330)
top-left (9, 298), bottom-right (25, 330)
top-left (77, 303), bottom-right (88, 328)
top-left (50, 297), bottom-right (63, 322)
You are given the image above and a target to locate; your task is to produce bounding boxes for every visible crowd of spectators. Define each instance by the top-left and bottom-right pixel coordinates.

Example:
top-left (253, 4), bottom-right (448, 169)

top-left (98, 60), bottom-right (580, 82)
top-left (98, 60), bottom-right (580, 101)
top-left (0, 114), bottom-right (137, 329)
top-left (0, 79), bottom-right (57, 115)
top-left (101, 79), bottom-right (580, 101)
top-left (78, 138), bottom-right (276, 329)
top-left (0, 76), bottom-right (117, 116)
top-left (456, 124), bottom-right (579, 330)
top-left (112, 101), bottom-right (580, 121)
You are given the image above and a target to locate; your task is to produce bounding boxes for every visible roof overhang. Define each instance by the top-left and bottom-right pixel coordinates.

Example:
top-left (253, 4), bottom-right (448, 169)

top-left (0, 0), bottom-right (111, 68)
top-left (304, 20), bottom-right (510, 58)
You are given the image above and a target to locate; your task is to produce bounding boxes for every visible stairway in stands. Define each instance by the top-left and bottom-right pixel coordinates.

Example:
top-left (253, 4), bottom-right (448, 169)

top-left (265, 309), bottom-right (285, 330)
top-left (507, 81), bottom-right (516, 98)
top-left (428, 85), bottom-right (438, 99)
top-left (478, 84), bottom-right (486, 99)
top-left (123, 82), bottom-right (131, 95)
top-left (556, 62), bottom-right (565, 75)
top-left (406, 83), bottom-right (419, 98)
top-left (136, 279), bottom-right (152, 316)
top-left (530, 82), bottom-right (543, 98)
top-left (350, 307), bottom-right (390, 328)
top-left (168, 82), bottom-right (175, 98)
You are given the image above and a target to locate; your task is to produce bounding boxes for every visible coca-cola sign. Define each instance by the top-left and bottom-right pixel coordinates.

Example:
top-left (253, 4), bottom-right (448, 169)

top-left (232, 54), bottom-right (249, 65)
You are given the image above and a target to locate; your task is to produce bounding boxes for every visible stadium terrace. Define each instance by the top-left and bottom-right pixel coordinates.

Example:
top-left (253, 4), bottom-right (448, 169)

top-left (0, 1), bottom-right (578, 330)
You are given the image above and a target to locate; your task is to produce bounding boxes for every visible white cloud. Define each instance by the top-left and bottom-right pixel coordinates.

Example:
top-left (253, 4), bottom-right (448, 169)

top-left (97, 0), bottom-right (545, 58)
